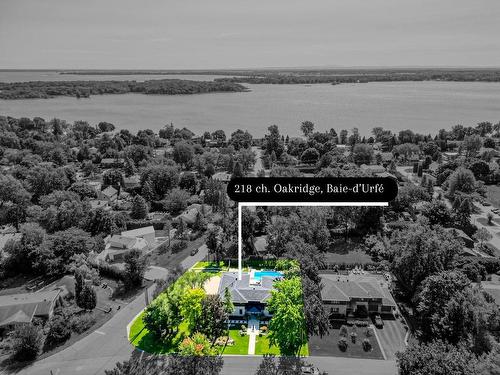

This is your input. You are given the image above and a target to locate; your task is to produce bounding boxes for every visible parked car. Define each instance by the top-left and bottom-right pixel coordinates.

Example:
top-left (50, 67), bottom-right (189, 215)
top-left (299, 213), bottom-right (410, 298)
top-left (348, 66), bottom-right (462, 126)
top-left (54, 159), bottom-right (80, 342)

top-left (301, 366), bottom-right (323, 375)
top-left (190, 248), bottom-right (198, 256)
top-left (373, 314), bottom-right (384, 328)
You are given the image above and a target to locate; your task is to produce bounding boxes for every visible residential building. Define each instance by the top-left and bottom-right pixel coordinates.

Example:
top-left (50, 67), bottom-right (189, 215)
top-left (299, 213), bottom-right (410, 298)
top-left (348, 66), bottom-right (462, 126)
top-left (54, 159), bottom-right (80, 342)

top-left (0, 289), bottom-right (65, 330)
top-left (320, 275), bottom-right (396, 318)
top-left (101, 185), bottom-right (119, 202)
top-left (121, 226), bottom-right (156, 246)
top-left (96, 234), bottom-right (148, 262)
top-left (212, 172), bottom-right (232, 183)
top-left (217, 271), bottom-right (281, 317)
top-left (174, 204), bottom-right (212, 225)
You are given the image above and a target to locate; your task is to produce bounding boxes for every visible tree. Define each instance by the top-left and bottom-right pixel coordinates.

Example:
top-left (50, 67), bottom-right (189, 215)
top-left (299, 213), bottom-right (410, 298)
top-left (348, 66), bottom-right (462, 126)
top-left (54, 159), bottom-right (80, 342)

top-left (173, 141), bottom-right (194, 168)
top-left (180, 288), bottom-right (205, 333)
top-left (389, 224), bottom-right (461, 300)
top-left (131, 195), bottom-right (149, 219)
top-left (352, 143), bottom-right (374, 165)
top-left (79, 283), bottom-right (97, 310)
top-left (231, 161), bottom-right (244, 178)
top-left (179, 333), bottom-right (217, 356)
top-left (45, 314), bottom-right (71, 347)
top-left (98, 121), bottom-right (115, 132)
top-left (206, 226), bottom-right (223, 262)
top-left (421, 200), bottom-right (454, 227)
top-left (475, 227), bottom-right (493, 250)
top-left (198, 295), bottom-right (228, 344)
top-left (163, 188), bottom-right (190, 215)
top-left (230, 129), bottom-right (253, 150)
top-left (105, 353), bottom-right (223, 375)
top-left (267, 277), bottom-right (307, 356)
top-left (300, 121), bottom-right (315, 137)
top-left (300, 148), bottom-right (320, 164)
top-left (463, 135), bottom-right (482, 157)
top-left (11, 323), bottom-right (43, 361)
top-left (140, 165), bottom-right (180, 200)
top-left (266, 125), bottom-right (284, 159)
top-left (397, 341), bottom-right (479, 375)
top-left (143, 292), bottom-right (182, 341)
top-left (223, 287), bottom-right (234, 315)
top-left (178, 172), bottom-right (197, 194)
top-left (32, 227), bottom-right (96, 276)
top-left (103, 169), bottom-right (124, 186)
top-left (447, 167), bottom-right (476, 196)
top-left (123, 249), bottom-right (147, 290)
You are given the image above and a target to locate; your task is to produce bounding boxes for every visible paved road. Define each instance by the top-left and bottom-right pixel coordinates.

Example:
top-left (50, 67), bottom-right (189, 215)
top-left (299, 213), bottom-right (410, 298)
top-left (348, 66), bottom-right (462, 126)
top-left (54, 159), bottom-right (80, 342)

top-left (221, 356), bottom-right (397, 375)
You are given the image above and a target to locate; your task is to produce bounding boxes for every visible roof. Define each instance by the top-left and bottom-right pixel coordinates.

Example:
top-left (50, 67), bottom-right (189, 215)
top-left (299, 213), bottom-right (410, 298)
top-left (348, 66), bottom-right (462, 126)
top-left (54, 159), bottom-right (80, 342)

top-left (444, 227), bottom-right (473, 242)
top-left (121, 226), bottom-right (155, 238)
top-left (102, 185), bottom-right (118, 197)
top-left (320, 275), bottom-right (396, 306)
top-left (212, 172), bottom-right (232, 182)
top-left (0, 289), bottom-right (61, 327)
top-left (218, 272), bottom-right (277, 304)
top-left (109, 235), bottom-right (136, 249)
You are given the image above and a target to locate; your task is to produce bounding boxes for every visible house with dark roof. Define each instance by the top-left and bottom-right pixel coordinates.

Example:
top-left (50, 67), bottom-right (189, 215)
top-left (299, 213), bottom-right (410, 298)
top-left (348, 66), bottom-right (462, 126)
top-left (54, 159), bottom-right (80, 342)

top-left (217, 272), bottom-right (279, 317)
top-left (0, 289), bottom-right (64, 331)
top-left (320, 275), bottom-right (396, 318)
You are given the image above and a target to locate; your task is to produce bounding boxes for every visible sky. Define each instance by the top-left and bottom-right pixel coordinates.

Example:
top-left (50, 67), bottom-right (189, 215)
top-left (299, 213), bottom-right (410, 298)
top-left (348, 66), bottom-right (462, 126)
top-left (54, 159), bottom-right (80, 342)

top-left (1, 0), bottom-right (500, 70)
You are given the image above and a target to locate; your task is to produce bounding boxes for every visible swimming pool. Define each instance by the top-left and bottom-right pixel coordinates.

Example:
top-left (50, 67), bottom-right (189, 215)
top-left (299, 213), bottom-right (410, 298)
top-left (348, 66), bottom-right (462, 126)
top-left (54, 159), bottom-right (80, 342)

top-left (253, 270), bottom-right (284, 281)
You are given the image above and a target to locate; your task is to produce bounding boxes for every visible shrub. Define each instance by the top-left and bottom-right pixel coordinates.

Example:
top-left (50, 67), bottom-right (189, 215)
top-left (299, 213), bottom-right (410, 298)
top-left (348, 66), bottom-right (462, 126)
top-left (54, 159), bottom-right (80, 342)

top-left (338, 337), bottom-right (348, 352)
top-left (365, 328), bottom-right (373, 337)
top-left (45, 315), bottom-right (71, 347)
top-left (260, 326), bottom-right (267, 333)
top-left (351, 331), bottom-right (357, 343)
top-left (70, 313), bottom-right (96, 334)
top-left (362, 339), bottom-right (372, 352)
top-left (97, 262), bottom-right (125, 280)
top-left (355, 320), bottom-right (369, 327)
top-left (171, 240), bottom-right (188, 254)
top-left (339, 325), bottom-right (349, 337)
top-left (11, 323), bottom-right (43, 361)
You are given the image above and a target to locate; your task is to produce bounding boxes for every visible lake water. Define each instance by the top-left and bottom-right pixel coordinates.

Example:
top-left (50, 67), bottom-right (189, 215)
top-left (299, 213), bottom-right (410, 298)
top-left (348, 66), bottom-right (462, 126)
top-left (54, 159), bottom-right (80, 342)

top-left (1, 71), bottom-right (499, 137)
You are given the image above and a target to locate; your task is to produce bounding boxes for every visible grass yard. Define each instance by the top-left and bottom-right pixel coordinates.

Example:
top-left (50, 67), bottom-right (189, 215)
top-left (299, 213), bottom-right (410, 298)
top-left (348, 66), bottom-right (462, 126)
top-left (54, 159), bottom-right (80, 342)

top-left (308, 327), bottom-right (384, 359)
top-left (129, 311), bottom-right (189, 354)
top-left (254, 334), bottom-right (309, 356)
top-left (220, 330), bottom-right (250, 355)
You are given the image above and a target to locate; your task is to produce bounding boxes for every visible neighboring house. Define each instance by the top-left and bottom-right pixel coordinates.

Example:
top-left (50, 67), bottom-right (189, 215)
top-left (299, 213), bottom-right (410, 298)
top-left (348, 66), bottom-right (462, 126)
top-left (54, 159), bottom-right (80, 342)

top-left (123, 174), bottom-right (141, 189)
top-left (217, 272), bottom-right (280, 317)
top-left (101, 185), bottom-right (119, 202)
top-left (360, 164), bottom-right (386, 175)
top-left (174, 204), bottom-right (212, 225)
top-left (121, 226), bottom-right (156, 246)
top-left (100, 158), bottom-right (125, 168)
top-left (89, 199), bottom-right (111, 211)
top-left (97, 234), bottom-right (148, 262)
top-left (0, 289), bottom-right (64, 331)
top-left (444, 228), bottom-right (474, 248)
top-left (212, 172), bottom-right (232, 183)
top-left (321, 275), bottom-right (397, 318)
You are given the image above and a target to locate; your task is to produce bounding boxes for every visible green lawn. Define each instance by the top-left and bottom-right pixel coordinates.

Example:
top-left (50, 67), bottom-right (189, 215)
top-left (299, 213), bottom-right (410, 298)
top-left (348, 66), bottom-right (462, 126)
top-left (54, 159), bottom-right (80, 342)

top-left (220, 329), bottom-right (250, 355)
top-left (129, 311), bottom-right (189, 354)
top-left (193, 260), bottom-right (229, 270)
top-left (254, 334), bottom-right (309, 356)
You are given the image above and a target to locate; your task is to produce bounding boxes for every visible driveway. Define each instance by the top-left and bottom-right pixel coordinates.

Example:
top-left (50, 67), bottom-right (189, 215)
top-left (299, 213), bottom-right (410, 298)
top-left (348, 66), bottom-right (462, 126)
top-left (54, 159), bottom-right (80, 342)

top-left (375, 319), bottom-right (407, 360)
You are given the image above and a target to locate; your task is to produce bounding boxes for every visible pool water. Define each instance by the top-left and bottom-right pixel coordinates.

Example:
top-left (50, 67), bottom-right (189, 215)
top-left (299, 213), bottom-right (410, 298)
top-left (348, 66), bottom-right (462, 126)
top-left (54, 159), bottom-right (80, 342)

top-left (253, 271), bottom-right (283, 281)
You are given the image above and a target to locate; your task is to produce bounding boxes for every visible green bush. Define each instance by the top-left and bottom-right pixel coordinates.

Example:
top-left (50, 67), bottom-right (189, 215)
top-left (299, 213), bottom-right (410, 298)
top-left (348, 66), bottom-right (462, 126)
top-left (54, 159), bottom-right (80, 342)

top-left (45, 315), bottom-right (71, 347)
top-left (339, 325), bottom-right (349, 337)
top-left (338, 337), bottom-right (348, 351)
top-left (70, 313), bottom-right (96, 334)
top-left (362, 338), bottom-right (372, 352)
top-left (171, 240), bottom-right (188, 253)
top-left (11, 323), bottom-right (43, 361)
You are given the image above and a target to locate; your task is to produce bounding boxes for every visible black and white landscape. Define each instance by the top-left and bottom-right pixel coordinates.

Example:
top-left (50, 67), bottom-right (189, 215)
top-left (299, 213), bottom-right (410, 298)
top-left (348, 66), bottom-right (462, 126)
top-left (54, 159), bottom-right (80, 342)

top-left (1, 1), bottom-right (500, 374)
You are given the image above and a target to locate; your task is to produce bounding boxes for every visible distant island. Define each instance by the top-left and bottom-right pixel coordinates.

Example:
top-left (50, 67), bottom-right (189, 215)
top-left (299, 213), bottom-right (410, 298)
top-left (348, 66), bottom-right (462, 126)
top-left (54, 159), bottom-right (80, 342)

top-left (0, 79), bottom-right (248, 99)
top-left (58, 68), bottom-right (500, 84)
